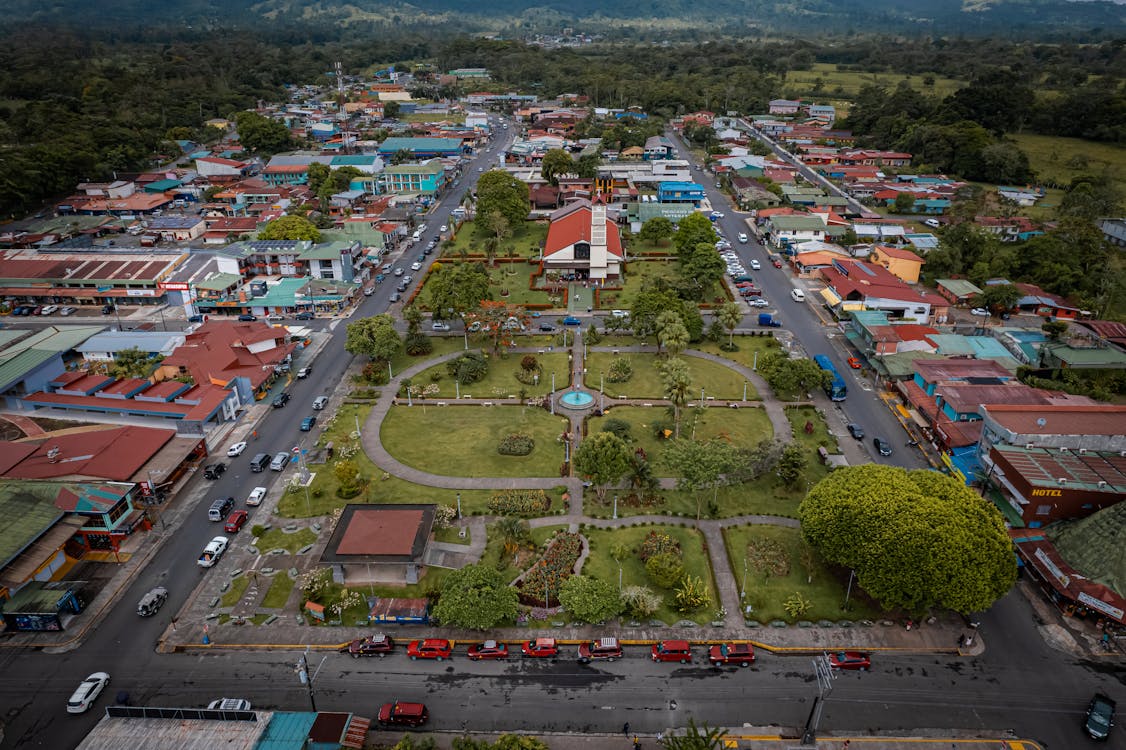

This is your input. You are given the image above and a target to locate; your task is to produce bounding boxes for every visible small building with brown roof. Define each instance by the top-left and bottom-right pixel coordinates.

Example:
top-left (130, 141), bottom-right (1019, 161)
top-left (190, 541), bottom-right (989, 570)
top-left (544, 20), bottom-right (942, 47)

top-left (320, 504), bottom-right (437, 586)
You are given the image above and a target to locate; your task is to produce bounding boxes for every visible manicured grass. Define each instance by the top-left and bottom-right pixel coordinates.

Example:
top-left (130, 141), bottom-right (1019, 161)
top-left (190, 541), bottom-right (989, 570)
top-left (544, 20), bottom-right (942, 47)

top-left (587, 405), bottom-right (774, 477)
top-left (597, 259), bottom-right (722, 312)
top-left (381, 404), bottom-right (572, 477)
top-left (658, 478), bottom-right (806, 521)
top-left (220, 575), bottom-right (250, 608)
top-left (581, 524), bottom-right (719, 625)
top-left (693, 336), bottom-right (783, 383)
top-left (433, 525), bottom-right (472, 544)
top-left (784, 405), bottom-right (837, 487)
top-left (418, 263), bottom-right (554, 310)
top-left (585, 351), bottom-right (753, 400)
top-left (261, 573), bottom-right (295, 609)
top-left (256, 527), bottom-right (317, 555)
top-left (441, 221), bottom-right (548, 261)
top-left (388, 337), bottom-right (467, 375)
top-left (409, 352), bottom-right (570, 398)
top-left (722, 524), bottom-right (883, 623)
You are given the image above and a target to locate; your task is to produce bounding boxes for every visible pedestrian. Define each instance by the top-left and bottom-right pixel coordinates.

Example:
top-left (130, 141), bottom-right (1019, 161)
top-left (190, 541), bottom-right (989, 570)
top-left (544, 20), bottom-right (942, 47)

top-left (623, 723), bottom-right (630, 736)
top-left (633, 737), bottom-right (640, 750)
top-left (656, 732), bottom-right (663, 743)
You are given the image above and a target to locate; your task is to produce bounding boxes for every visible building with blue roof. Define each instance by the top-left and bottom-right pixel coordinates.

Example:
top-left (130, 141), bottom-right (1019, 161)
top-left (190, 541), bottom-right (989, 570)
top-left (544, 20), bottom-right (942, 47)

top-left (657, 182), bottom-right (706, 205)
top-left (377, 137), bottom-right (463, 158)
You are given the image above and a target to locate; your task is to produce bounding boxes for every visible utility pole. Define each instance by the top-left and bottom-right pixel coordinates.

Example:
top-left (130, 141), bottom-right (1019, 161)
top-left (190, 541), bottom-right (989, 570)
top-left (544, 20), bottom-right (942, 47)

top-left (802, 654), bottom-right (836, 745)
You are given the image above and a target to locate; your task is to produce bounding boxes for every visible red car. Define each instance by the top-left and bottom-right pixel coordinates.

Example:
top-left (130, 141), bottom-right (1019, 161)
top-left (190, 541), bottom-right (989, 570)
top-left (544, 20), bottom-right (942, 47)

top-left (651, 640), bottom-right (692, 663)
top-left (847, 357), bottom-right (862, 369)
top-left (521, 637), bottom-right (560, 658)
top-left (467, 640), bottom-right (509, 660)
top-left (708, 643), bottom-right (755, 667)
top-left (739, 288), bottom-right (762, 297)
top-left (577, 637), bottom-right (623, 663)
top-left (772, 257), bottom-right (783, 268)
top-left (735, 281), bottom-right (756, 289)
top-left (342, 634), bottom-right (394, 658)
top-left (223, 510), bottom-right (249, 534)
top-left (378, 701), bottom-right (429, 727)
top-left (828, 651), bottom-right (871, 671)
top-left (407, 638), bottom-right (453, 661)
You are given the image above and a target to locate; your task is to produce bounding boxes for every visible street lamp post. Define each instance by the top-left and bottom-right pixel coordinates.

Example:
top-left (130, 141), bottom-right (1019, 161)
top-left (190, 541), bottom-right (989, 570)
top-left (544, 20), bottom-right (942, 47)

top-left (456, 492), bottom-right (462, 520)
top-left (753, 351), bottom-right (759, 371)
top-left (613, 493), bottom-right (618, 520)
top-left (741, 557), bottom-right (748, 599)
top-left (296, 652), bottom-right (323, 712)
top-left (743, 381), bottom-right (748, 401)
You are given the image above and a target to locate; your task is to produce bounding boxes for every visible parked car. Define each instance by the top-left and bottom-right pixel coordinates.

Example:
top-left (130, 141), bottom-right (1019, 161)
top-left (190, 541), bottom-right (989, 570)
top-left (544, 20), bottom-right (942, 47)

top-left (390, 293), bottom-right (401, 302)
top-left (40, 304), bottom-right (59, 315)
top-left (237, 314), bottom-right (257, 321)
top-left (521, 637), bottom-right (559, 658)
top-left (650, 640), bottom-right (692, 664)
top-left (431, 322), bottom-right (451, 331)
top-left (312, 396), bottom-right (329, 410)
top-left (407, 638), bottom-right (453, 661)
top-left (136, 587), bottom-right (168, 617)
top-left (771, 256), bottom-right (783, 268)
top-left (577, 637), bottom-right (623, 663)
top-left (67, 672), bottom-right (110, 714)
top-left (300, 416), bottom-right (317, 432)
top-left (266, 314), bottom-right (284, 322)
top-left (873, 437), bottom-right (893, 456)
top-left (227, 441), bottom-right (248, 457)
top-left (970, 307), bottom-right (990, 317)
top-left (272, 393), bottom-right (290, 408)
top-left (847, 423), bottom-right (865, 440)
top-left (295, 311), bottom-right (314, 320)
top-left (749, 298), bottom-right (769, 308)
top-left (847, 357), bottom-right (862, 369)
top-left (246, 487), bottom-right (267, 506)
top-left (538, 324), bottom-right (556, 332)
top-left (467, 640), bottom-right (509, 660)
top-left (208, 698), bottom-right (252, 711)
top-left (708, 643), bottom-right (755, 666)
top-left (378, 701), bottom-right (429, 728)
top-left (197, 536), bottom-right (229, 568)
top-left (1085, 693), bottom-right (1116, 740)
top-left (828, 651), bottom-right (871, 671)
top-left (342, 634), bottom-right (395, 658)
top-left (297, 366), bottom-right (311, 379)
top-left (439, 224), bottom-right (448, 233)
top-left (203, 463), bottom-right (226, 480)
top-left (102, 304), bottom-right (115, 315)
top-left (394, 268), bottom-right (404, 277)
top-left (410, 262), bottom-right (422, 271)
top-left (562, 316), bottom-right (581, 326)
top-left (59, 306), bottom-right (77, 316)
top-left (223, 510), bottom-right (249, 534)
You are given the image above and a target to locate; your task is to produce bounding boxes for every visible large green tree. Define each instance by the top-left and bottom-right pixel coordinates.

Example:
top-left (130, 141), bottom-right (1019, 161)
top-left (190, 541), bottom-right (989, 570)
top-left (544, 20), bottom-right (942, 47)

top-left (799, 465), bottom-right (1017, 614)
top-left (258, 215), bottom-right (321, 242)
top-left (558, 574), bottom-right (623, 624)
top-left (540, 148), bottom-right (574, 186)
top-left (344, 314), bottom-right (401, 363)
top-left (660, 357), bottom-right (692, 439)
top-left (476, 171), bottom-right (530, 227)
top-left (426, 262), bottom-right (492, 319)
top-left (758, 354), bottom-right (830, 400)
top-left (679, 242), bottom-right (726, 300)
top-left (572, 431), bottom-right (632, 505)
top-left (638, 217), bottom-right (675, 245)
top-left (107, 347), bottom-right (160, 379)
top-left (661, 438), bottom-right (740, 520)
top-left (630, 285), bottom-right (703, 342)
top-left (234, 111), bottom-right (293, 154)
top-left (655, 310), bottom-right (689, 356)
top-left (431, 564), bottom-right (518, 629)
top-left (672, 212), bottom-right (718, 260)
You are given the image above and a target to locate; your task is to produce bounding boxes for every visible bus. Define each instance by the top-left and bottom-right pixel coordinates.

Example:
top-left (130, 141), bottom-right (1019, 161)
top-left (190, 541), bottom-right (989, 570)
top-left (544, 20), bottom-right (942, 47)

top-left (813, 354), bottom-right (847, 401)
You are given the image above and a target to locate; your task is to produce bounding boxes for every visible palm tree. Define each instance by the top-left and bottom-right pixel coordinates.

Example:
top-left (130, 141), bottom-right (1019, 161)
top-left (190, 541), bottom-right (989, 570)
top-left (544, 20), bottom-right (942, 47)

top-left (717, 301), bottom-right (742, 349)
top-left (656, 310), bottom-right (688, 357)
top-left (660, 357), bottom-right (692, 438)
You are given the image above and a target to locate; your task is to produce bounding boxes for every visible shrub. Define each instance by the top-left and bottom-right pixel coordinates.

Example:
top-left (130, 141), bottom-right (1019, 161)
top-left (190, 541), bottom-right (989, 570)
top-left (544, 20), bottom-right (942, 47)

top-left (498, 433), bottom-right (535, 456)
top-left (646, 552), bottom-right (686, 589)
top-left (361, 361), bottom-right (389, 385)
top-left (640, 530), bottom-right (682, 561)
top-left (488, 489), bottom-right (551, 515)
top-left (674, 575), bottom-right (711, 612)
top-left (607, 357), bottom-right (633, 383)
top-left (447, 351), bottom-right (489, 384)
top-left (405, 332), bottom-right (433, 356)
top-left (600, 418), bottom-right (632, 442)
top-left (520, 355), bottom-right (539, 372)
top-left (621, 584), bottom-right (663, 618)
top-left (520, 532), bottom-right (583, 604)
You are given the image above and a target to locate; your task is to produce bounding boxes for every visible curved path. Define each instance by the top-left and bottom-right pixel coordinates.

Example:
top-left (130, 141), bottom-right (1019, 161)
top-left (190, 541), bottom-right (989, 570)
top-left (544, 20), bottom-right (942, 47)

top-left (359, 330), bottom-right (807, 627)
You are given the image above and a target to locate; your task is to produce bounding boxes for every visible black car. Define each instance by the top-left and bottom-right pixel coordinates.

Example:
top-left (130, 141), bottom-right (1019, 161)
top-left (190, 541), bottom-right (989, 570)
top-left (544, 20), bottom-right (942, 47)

top-left (873, 437), bottom-right (893, 456)
top-left (295, 311), bottom-right (314, 320)
top-left (101, 304), bottom-right (115, 315)
top-left (187, 314), bottom-right (204, 323)
top-left (539, 324), bottom-right (557, 332)
top-left (203, 463), bottom-right (226, 480)
top-left (847, 423), bottom-right (864, 439)
top-left (237, 314), bottom-right (257, 322)
top-left (1086, 693), bottom-right (1116, 740)
top-left (272, 393), bottom-right (290, 408)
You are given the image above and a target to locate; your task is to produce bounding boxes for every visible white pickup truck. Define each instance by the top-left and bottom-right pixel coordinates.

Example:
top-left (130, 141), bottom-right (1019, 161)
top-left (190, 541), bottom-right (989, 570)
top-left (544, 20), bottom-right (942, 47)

top-left (198, 536), bottom-right (229, 568)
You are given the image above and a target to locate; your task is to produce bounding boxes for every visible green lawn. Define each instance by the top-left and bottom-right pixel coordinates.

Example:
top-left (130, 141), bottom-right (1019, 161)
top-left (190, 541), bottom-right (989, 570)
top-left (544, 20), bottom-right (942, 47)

top-left (596, 259), bottom-right (722, 312)
top-left (722, 524), bottom-right (882, 622)
top-left (587, 405), bottom-right (774, 477)
top-left (585, 352), bottom-right (752, 400)
top-left (693, 337), bottom-right (783, 382)
top-left (659, 478), bottom-right (806, 520)
top-left (441, 221), bottom-right (548, 261)
top-left (418, 263), bottom-right (555, 310)
top-left (582, 524), bottom-right (719, 624)
top-left (784, 405), bottom-right (838, 487)
top-left (220, 575), bottom-right (250, 608)
top-left (381, 404), bottom-right (572, 477)
top-left (261, 573), bottom-right (295, 609)
top-left (255, 527), bottom-right (317, 554)
top-left (409, 352), bottom-right (570, 398)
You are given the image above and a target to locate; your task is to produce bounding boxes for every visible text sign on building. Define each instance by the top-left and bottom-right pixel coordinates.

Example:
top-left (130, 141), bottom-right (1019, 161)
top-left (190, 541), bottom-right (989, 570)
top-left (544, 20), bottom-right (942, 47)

top-left (1077, 592), bottom-right (1124, 621)
top-left (1034, 548), bottom-right (1070, 588)
top-left (159, 282), bottom-right (191, 291)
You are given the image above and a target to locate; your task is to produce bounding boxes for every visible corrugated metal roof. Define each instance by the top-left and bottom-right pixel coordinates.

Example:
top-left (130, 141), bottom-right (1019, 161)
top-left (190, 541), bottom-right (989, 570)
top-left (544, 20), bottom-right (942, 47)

top-left (0, 326), bottom-right (104, 390)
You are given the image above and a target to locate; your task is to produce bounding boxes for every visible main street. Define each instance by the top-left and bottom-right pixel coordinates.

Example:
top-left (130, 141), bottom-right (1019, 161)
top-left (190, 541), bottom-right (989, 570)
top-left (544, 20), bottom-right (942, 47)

top-left (0, 119), bottom-right (1118, 750)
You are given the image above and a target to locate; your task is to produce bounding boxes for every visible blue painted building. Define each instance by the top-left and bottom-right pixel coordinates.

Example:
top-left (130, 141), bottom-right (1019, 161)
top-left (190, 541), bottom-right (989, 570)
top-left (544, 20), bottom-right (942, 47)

top-left (657, 182), bottom-right (706, 205)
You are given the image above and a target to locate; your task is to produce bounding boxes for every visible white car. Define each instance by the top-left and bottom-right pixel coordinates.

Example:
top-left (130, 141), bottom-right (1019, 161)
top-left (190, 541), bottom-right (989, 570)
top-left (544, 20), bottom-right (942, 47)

top-left (750, 259), bottom-right (761, 270)
top-left (439, 224), bottom-right (448, 233)
top-left (970, 308), bottom-right (990, 317)
top-left (40, 305), bottom-right (59, 315)
top-left (208, 698), bottom-right (252, 711)
top-left (198, 536), bottom-right (229, 568)
top-left (477, 167), bottom-right (484, 172)
top-left (67, 672), bottom-right (110, 714)
top-left (738, 233), bottom-right (749, 243)
top-left (394, 268), bottom-right (404, 277)
top-left (59, 306), bottom-right (77, 316)
top-left (227, 441), bottom-right (248, 457)
top-left (246, 487), bottom-right (267, 506)
top-left (750, 297), bottom-right (770, 308)
top-left (410, 262), bottom-right (422, 271)
top-left (431, 322), bottom-right (451, 331)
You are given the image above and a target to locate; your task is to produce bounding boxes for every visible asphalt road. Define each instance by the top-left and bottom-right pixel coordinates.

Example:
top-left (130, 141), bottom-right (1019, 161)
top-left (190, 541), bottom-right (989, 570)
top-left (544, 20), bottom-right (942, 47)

top-left (0, 118), bottom-right (1120, 749)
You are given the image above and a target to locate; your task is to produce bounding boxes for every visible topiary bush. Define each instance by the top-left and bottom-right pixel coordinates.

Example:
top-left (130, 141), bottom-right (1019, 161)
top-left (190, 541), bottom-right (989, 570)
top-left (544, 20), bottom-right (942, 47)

top-left (497, 432), bottom-right (535, 456)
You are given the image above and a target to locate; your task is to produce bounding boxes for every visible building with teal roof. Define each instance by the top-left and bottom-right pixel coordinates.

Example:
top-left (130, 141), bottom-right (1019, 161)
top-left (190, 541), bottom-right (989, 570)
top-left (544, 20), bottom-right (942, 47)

top-left (377, 137), bottom-right (463, 158)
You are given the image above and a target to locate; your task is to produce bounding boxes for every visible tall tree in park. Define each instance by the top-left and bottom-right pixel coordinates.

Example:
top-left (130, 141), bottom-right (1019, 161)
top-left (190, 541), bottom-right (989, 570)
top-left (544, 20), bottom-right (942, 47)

top-left (344, 314), bottom-right (401, 364)
top-left (558, 575), bottom-right (623, 624)
top-left (540, 148), bottom-right (574, 186)
top-left (660, 357), bottom-right (692, 438)
top-left (716, 301), bottom-right (742, 350)
top-left (637, 217), bottom-right (675, 246)
top-left (672, 212), bottom-right (718, 261)
top-left (572, 431), bottom-right (633, 505)
top-left (466, 300), bottom-right (529, 353)
top-left (258, 215), bottom-right (321, 242)
top-left (234, 111), bottom-right (293, 154)
top-left (680, 242), bottom-right (726, 300)
top-left (655, 310), bottom-right (689, 356)
top-left (476, 171), bottom-right (530, 227)
top-left (427, 262), bottom-right (492, 319)
top-left (482, 210), bottom-right (511, 265)
top-left (431, 564), bottom-right (518, 629)
top-left (798, 465), bottom-right (1017, 614)
top-left (630, 285), bottom-right (703, 342)
top-left (757, 353), bottom-right (830, 400)
top-left (661, 438), bottom-right (739, 521)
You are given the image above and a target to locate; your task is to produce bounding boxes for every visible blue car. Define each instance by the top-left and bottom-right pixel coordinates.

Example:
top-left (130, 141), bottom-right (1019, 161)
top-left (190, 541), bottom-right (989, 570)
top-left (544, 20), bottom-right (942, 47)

top-left (300, 416), bottom-right (317, 432)
top-left (375, 274), bottom-right (385, 284)
top-left (562, 316), bottom-right (581, 326)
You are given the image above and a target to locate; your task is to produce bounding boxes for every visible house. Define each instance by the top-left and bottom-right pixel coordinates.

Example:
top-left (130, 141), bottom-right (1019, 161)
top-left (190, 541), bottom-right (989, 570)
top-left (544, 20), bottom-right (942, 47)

top-left (987, 446), bottom-right (1125, 528)
top-left (656, 182), bottom-right (706, 205)
top-left (262, 154), bottom-right (334, 186)
top-left (768, 99), bottom-right (801, 115)
top-left (807, 104), bottom-right (836, 125)
top-left (194, 156), bottom-right (253, 180)
top-left (380, 162), bottom-right (447, 196)
top-left (1097, 217), bottom-right (1126, 247)
top-left (869, 245), bottom-right (924, 284)
top-left (75, 331), bottom-right (186, 363)
top-left (329, 154), bottom-right (385, 175)
top-left (156, 320), bottom-right (295, 401)
top-left (819, 258), bottom-right (948, 324)
top-left (643, 136), bottom-right (675, 160)
top-left (298, 241), bottom-right (362, 282)
top-left (146, 216), bottom-right (206, 243)
top-left (201, 216), bottom-right (259, 244)
top-left (377, 137), bottom-right (463, 158)
top-left (935, 279), bottom-right (984, 305)
top-left (1012, 282), bottom-right (1084, 320)
top-left (543, 199), bottom-right (623, 282)
top-left (765, 214), bottom-right (827, 246)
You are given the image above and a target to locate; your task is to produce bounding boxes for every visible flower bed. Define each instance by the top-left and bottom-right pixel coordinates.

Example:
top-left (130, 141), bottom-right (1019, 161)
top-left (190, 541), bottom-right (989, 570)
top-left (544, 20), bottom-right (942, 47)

top-left (517, 531), bottom-right (583, 606)
top-left (488, 489), bottom-right (552, 515)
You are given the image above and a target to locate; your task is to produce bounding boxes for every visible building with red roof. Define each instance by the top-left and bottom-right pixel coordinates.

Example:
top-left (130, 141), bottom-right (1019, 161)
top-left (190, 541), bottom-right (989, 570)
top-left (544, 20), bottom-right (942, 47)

top-left (819, 258), bottom-right (949, 324)
top-left (157, 320), bottom-right (294, 401)
top-left (543, 199), bottom-right (623, 282)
